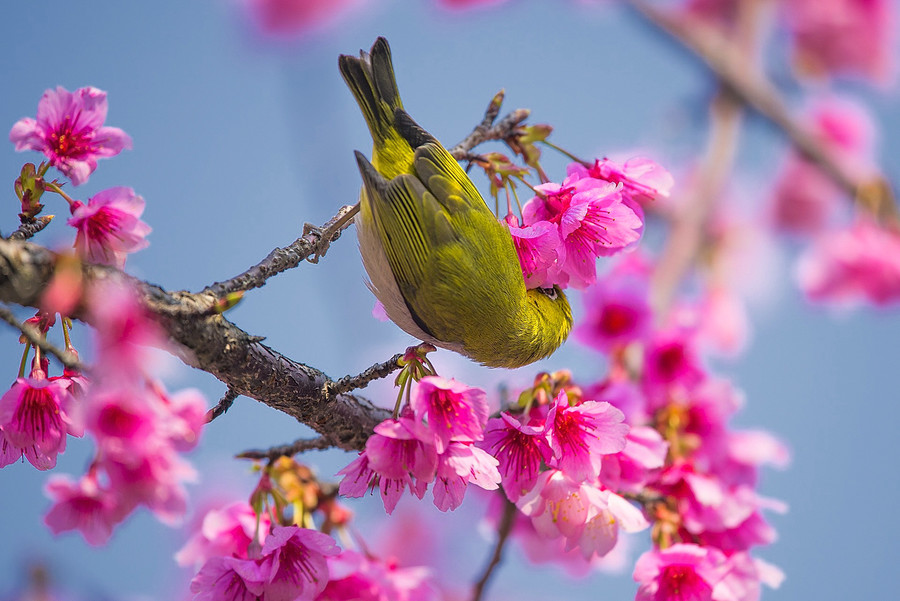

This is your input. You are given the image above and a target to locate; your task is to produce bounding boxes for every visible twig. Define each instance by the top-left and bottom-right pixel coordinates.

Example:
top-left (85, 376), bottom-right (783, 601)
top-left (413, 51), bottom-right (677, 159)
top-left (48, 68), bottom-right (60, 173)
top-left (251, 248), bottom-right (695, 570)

top-left (236, 436), bottom-right (336, 461)
top-left (648, 0), bottom-right (762, 315)
top-left (652, 87), bottom-right (744, 313)
top-left (471, 496), bottom-right (517, 601)
top-left (206, 387), bottom-right (239, 423)
top-left (627, 0), bottom-right (897, 222)
top-left (7, 216), bottom-right (54, 241)
top-left (449, 107), bottom-right (532, 160)
top-left (326, 352), bottom-right (404, 397)
top-left (204, 204), bottom-right (359, 297)
top-left (0, 304), bottom-right (84, 372)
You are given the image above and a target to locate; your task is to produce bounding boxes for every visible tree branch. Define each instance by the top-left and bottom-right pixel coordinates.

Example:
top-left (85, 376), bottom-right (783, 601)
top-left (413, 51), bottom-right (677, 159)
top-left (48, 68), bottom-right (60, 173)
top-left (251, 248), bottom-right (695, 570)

top-left (471, 496), bottom-right (517, 601)
top-left (206, 387), bottom-right (239, 423)
top-left (0, 304), bottom-right (84, 372)
top-left (0, 238), bottom-right (391, 451)
top-left (236, 436), bottom-right (336, 461)
top-left (7, 215), bottom-right (54, 241)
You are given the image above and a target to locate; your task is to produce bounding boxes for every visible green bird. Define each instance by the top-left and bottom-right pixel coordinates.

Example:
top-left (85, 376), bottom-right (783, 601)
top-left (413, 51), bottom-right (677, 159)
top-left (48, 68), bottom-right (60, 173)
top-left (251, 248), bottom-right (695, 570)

top-left (340, 37), bottom-right (572, 369)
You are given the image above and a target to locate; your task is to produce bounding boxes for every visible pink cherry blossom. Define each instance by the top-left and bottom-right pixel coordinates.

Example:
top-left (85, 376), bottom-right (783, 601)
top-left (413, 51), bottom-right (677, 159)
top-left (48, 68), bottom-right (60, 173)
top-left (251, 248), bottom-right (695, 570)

top-left (0, 368), bottom-right (81, 470)
top-left (517, 470), bottom-right (647, 559)
top-left (797, 218), bottom-right (900, 306)
top-left (781, 0), bottom-right (896, 84)
top-left (320, 549), bottom-right (438, 601)
top-left (9, 86), bottom-right (132, 186)
top-left (242, 0), bottom-right (359, 36)
top-left (769, 98), bottom-right (875, 235)
top-left (367, 418), bottom-right (438, 486)
top-left (190, 555), bottom-right (269, 601)
top-left (432, 442), bottom-right (500, 511)
top-left (576, 267), bottom-right (652, 352)
top-left (545, 391), bottom-right (628, 481)
top-left (176, 502), bottom-right (269, 568)
top-left (88, 279), bottom-right (166, 379)
top-left (68, 186), bottom-right (151, 268)
top-left (504, 216), bottom-right (564, 289)
top-left (261, 526), bottom-right (339, 601)
top-left (43, 472), bottom-right (120, 546)
top-left (716, 553), bottom-right (784, 601)
top-left (642, 329), bottom-right (705, 397)
top-left (408, 376), bottom-right (488, 454)
top-left (481, 412), bottom-right (551, 501)
top-left (599, 426), bottom-right (668, 494)
top-left (633, 543), bottom-right (727, 601)
top-left (570, 157), bottom-right (674, 203)
top-left (524, 175), bottom-right (643, 288)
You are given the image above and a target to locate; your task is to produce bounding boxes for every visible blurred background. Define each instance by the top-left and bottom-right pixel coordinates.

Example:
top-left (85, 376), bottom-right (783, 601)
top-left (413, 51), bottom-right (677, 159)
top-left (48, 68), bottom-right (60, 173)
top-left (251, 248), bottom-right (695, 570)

top-left (0, 0), bottom-right (898, 599)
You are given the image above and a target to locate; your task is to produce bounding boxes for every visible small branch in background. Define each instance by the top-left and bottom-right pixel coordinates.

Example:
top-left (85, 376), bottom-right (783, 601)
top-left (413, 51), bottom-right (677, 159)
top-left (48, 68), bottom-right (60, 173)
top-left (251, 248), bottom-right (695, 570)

top-left (470, 496), bottom-right (517, 601)
top-left (628, 0), bottom-right (897, 223)
top-left (326, 352), bottom-right (404, 397)
top-left (0, 304), bottom-right (84, 372)
top-left (647, 0), bottom-right (764, 315)
top-left (652, 86), bottom-right (744, 314)
top-left (204, 204), bottom-right (359, 297)
top-left (7, 215), bottom-right (54, 241)
top-left (236, 436), bottom-right (336, 461)
top-left (206, 387), bottom-right (240, 423)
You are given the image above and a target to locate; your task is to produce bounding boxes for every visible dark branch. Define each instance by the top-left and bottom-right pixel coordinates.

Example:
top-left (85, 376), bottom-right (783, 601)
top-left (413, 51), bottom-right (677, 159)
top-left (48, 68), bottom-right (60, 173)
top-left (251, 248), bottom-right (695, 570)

top-left (8, 215), bottom-right (54, 241)
top-left (0, 238), bottom-right (391, 451)
top-left (206, 387), bottom-right (239, 423)
top-left (326, 352), bottom-right (404, 397)
top-left (236, 436), bottom-right (336, 461)
top-left (471, 496), bottom-right (517, 601)
top-left (449, 106), bottom-right (531, 160)
top-left (204, 204), bottom-right (359, 297)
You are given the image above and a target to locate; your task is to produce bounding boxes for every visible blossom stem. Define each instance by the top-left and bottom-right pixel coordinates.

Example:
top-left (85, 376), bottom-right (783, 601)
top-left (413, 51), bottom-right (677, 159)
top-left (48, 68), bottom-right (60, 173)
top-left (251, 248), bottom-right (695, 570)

top-left (18, 340), bottom-right (29, 379)
top-left (0, 305), bottom-right (83, 372)
top-left (470, 496), bottom-right (517, 601)
top-left (539, 139), bottom-right (589, 166)
top-left (42, 181), bottom-right (77, 207)
top-left (61, 317), bottom-right (72, 351)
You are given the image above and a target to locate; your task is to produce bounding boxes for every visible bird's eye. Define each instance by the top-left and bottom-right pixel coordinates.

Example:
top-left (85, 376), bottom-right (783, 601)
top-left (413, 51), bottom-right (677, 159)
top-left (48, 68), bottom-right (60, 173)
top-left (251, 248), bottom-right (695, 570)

top-left (539, 287), bottom-right (558, 300)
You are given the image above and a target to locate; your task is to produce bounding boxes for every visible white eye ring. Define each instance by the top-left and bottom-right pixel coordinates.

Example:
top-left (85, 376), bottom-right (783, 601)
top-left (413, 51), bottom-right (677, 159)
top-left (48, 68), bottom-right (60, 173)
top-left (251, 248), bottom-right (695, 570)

top-left (539, 287), bottom-right (558, 300)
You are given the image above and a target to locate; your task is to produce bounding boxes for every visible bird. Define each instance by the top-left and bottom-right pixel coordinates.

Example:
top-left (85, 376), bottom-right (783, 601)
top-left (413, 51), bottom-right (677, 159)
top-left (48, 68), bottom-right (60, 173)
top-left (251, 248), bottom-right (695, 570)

top-left (339, 37), bottom-right (572, 369)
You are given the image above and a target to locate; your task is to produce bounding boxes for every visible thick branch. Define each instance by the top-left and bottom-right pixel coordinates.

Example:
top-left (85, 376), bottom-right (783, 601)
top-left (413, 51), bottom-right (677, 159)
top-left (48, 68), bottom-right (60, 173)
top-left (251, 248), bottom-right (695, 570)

top-left (0, 238), bottom-right (390, 451)
top-left (629, 0), bottom-right (897, 222)
top-left (7, 215), bottom-right (54, 241)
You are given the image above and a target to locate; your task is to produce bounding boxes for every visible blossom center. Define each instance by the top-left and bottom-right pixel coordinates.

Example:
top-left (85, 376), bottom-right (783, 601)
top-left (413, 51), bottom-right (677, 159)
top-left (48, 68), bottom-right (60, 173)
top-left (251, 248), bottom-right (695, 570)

top-left (49, 116), bottom-right (94, 159)
top-left (659, 564), bottom-right (710, 600)
top-left (598, 303), bottom-right (636, 336)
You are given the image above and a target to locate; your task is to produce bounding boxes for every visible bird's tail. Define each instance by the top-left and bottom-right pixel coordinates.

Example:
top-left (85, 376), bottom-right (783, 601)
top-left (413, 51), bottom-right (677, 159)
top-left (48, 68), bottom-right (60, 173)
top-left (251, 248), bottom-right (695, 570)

top-left (340, 37), bottom-right (413, 176)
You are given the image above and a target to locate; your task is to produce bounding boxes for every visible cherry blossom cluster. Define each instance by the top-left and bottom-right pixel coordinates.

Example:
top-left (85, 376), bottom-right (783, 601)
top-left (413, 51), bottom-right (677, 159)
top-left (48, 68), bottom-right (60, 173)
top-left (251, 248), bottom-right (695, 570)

top-left (569, 255), bottom-right (789, 599)
top-left (506, 157), bottom-right (672, 290)
top-left (3, 87), bottom-right (207, 545)
top-left (181, 457), bottom-right (441, 600)
top-left (338, 375), bottom-right (501, 513)
top-left (10, 86), bottom-right (150, 269)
